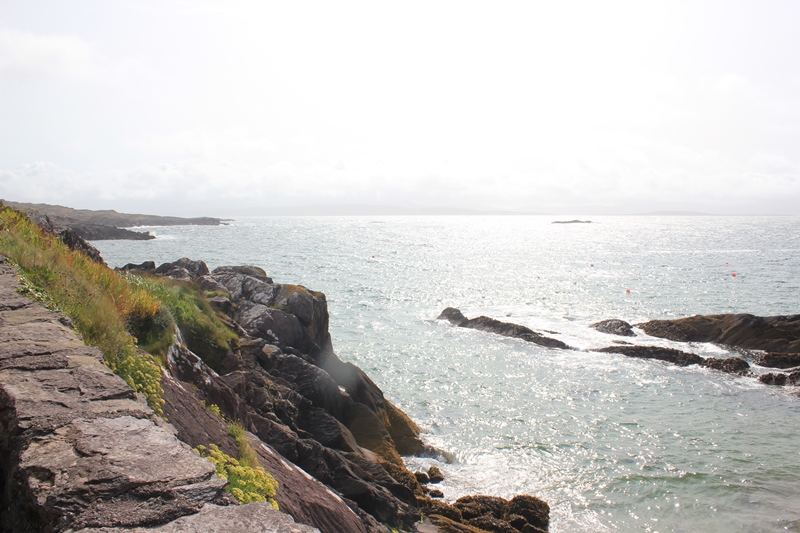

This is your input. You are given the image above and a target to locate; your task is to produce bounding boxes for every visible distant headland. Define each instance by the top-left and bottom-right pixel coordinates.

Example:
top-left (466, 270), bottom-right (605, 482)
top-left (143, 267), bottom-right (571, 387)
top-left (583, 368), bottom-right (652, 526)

top-left (2, 200), bottom-right (224, 240)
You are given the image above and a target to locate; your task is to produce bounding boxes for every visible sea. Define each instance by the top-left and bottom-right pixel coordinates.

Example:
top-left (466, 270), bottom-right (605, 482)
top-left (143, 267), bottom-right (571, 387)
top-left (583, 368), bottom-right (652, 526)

top-left (93, 216), bottom-right (800, 533)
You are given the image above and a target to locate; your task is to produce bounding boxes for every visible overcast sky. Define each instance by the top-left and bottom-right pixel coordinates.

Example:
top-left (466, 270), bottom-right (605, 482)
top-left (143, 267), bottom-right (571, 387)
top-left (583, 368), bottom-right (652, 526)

top-left (1, 1), bottom-right (799, 216)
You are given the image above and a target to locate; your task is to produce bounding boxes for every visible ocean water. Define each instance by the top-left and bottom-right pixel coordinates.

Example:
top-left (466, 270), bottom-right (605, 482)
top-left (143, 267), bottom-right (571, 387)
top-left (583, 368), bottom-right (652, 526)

top-left (94, 216), bottom-right (800, 532)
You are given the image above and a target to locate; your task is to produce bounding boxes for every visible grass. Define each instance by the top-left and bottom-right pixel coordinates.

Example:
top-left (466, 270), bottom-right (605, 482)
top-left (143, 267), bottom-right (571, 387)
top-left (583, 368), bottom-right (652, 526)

top-left (0, 205), bottom-right (165, 414)
top-left (124, 273), bottom-right (239, 370)
top-left (227, 420), bottom-right (259, 469)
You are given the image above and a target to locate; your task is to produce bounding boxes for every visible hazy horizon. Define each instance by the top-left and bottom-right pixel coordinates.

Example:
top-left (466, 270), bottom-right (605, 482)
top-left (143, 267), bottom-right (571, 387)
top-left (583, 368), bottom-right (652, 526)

top-left (2, 1), bottom-right (800, 216)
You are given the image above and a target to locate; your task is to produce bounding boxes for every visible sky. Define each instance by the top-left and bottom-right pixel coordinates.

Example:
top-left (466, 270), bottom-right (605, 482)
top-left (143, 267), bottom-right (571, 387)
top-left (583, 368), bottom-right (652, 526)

top-left (1, 1), bottom-right (800, 216)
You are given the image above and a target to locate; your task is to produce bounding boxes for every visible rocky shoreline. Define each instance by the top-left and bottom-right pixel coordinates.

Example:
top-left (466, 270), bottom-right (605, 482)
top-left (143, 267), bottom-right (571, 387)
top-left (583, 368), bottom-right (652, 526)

top-left (439, 310), bottom-right (800, 391)
top-left (0, 208), bottom-right (552, 533)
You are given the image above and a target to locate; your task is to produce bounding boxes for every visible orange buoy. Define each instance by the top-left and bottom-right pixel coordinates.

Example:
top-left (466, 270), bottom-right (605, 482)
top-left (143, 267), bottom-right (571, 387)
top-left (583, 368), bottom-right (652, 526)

top-left (626, 288), bottom-right (631, 294)
top-left (732, 272), bottom-right (737, 277)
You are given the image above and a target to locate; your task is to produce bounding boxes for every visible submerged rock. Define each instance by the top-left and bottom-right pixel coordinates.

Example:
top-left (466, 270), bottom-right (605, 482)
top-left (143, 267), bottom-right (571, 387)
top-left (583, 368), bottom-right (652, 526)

top-left (591, 318), bottom-right (636, 337)
top-left (438, 307), bottom-right (570, 349)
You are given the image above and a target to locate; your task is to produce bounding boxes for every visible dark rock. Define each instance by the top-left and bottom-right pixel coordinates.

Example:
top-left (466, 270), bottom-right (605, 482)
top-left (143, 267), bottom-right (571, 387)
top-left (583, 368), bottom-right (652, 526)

top-left (506, 514), bottom-right (528, 530)
top-left (425, 500), bottom-right (463, 522)
top-left (119, 260), bottom-right (157, 273)
top-left (522, 525), bottom-right (548, 533)
top-left (156, 258), bottom-right (210, 279)
top-left (195, 274), bottom-right (229, 294)
top-left (637, 313), bottom-right (800, 353)
top-left (755, 352), bottom-right (800, 369)
top-left (702, 357), bottom-right (751, 375)
top-left (415, 471), bottom-right (431, 484)
top-left (213, 264), bottom-right (273, 283)
top-left (171, 337), bottom-right (420, 531)
top-left (596, 345), bottom-right (703, 366)
top-left (504, 495), bottom-right (550, 531)
top-left (454, 495), bottom-right (507, 519)
top-left (68, 222), bottom-right (155, 241)
top-left (438, 307), bottom-right (468, 326)
top-left (428, 466), bottom-right (445, 484)
top-left (427, 514), bottom-right (486, 532)
top-left (591, 318), bottom-right (636, 337)
top-left (429, 489), bottom-right (444, 498)
top-left (36, 215), bottom-right (107, 263)
top-left (207, 295), bottom-right (232, 314)
top-left (759, 373), bottom-right (788, 386)
top-left (438, 307), bottom-right (570, 349)
top-left (467, 516), bottom-right (518, 533)
top-left (788, 371), bottom-right (800, 385)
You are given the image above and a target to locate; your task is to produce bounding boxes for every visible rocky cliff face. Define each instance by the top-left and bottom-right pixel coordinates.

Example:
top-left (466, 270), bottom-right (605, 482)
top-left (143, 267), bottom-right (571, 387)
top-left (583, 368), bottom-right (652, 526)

top-left (123, 259), bottom-right (429, 532)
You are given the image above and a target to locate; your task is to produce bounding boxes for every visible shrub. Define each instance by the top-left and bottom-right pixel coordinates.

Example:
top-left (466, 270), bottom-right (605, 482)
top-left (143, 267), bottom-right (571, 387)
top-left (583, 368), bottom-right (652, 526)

top-left (202, 400), bottom-right (223, 418)
top-left (195, 444), bottom-right (279, 507)
top-left (124, 274), bottom-right (238, 370)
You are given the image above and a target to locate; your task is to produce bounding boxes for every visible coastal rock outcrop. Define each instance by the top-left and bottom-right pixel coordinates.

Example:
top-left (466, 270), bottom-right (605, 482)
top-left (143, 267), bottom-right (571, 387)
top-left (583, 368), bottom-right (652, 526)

top-left (590, 319), bottom-right (636, 337)
top-left (418, 494), bottom-right (550, 533)
top-left (141, 259), bottom-right (430, 531)
top-left (754, 352), bottom-right (800, 369)
top-left (36, 215), bottom-right (107, 264)
top-left (758, 371), bottom-right (800, 387)
top-left (595, 344), bottom-right (751, 375)
top-left (438, 307), bottom-right (570, 349)
top-left (637, 313), bottom-right (800, 353)
top-left (596, 345), bottom-right (703, 366)
top-left (702, 357), bottom-right (751, 375)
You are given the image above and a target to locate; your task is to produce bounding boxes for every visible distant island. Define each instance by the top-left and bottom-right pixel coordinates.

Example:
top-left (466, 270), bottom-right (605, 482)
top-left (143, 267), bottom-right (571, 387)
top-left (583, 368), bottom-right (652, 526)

top-left (552, 220), bottom-right (592, 224)
top-left (2, 200), bottom-right (224, 240)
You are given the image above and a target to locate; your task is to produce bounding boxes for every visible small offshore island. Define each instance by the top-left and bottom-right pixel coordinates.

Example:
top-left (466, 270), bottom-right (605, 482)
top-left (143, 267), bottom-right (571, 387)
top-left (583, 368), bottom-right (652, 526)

top-left (0, 203), bottom-right (551, 532)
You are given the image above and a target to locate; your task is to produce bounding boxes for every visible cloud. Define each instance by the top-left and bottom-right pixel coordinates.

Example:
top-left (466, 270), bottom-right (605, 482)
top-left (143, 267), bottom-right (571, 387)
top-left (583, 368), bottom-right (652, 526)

top-left (0, 29), bottom-right (99, 81)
